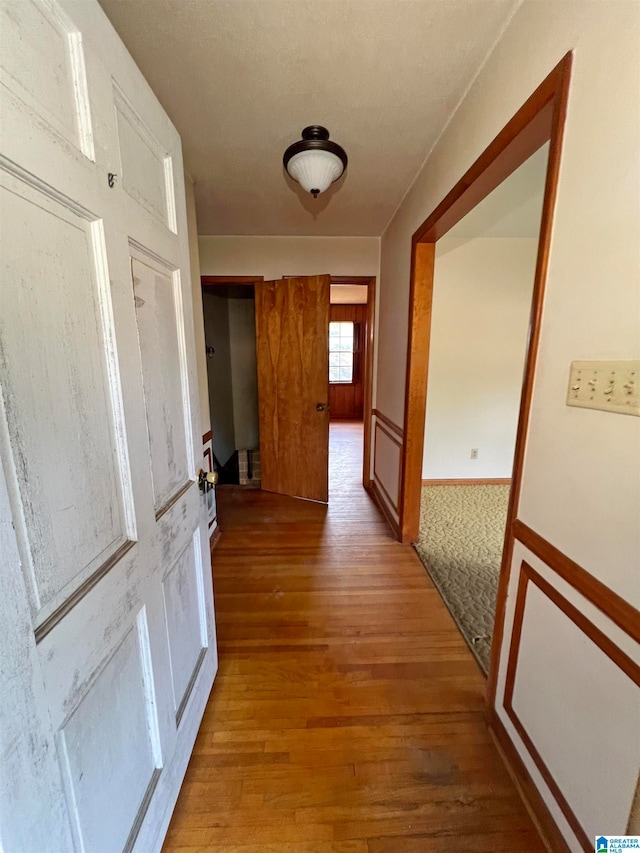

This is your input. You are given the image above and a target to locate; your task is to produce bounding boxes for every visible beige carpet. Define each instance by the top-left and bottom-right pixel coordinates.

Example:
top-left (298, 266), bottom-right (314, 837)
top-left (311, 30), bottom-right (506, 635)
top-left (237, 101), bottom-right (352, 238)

top-left (415, 484), bottom-right (510, 674)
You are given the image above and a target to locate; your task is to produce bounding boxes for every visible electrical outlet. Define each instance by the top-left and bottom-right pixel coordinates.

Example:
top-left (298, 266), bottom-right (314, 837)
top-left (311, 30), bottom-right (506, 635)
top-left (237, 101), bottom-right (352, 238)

top-left (567, 361), bottom-right (640, 416)
top-left (470, 448), bottom-right (478, 459)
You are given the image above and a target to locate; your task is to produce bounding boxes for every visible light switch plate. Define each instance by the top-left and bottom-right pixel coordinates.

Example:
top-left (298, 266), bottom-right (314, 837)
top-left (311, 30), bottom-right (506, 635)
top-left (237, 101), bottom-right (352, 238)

top-left (566, 360), bottom-right (640, 416)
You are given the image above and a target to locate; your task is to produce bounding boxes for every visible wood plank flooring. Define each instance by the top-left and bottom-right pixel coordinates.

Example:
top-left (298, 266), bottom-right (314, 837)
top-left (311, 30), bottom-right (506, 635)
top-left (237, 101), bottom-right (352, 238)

top-left (163, 421), bottom-right (543, 852)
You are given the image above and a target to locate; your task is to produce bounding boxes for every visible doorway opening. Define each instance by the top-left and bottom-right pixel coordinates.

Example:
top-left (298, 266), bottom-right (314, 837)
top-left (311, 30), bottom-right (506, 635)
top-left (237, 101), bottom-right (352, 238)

top-left (201, 277), bottom-right (263, 487)
top-left (202, 274), bottom-right (376, 506)
top-left (399, 53), bottom-right (572, 695)
top-left (329, 282), bottom-right (368, 421)
top-left (414, 143), bottom-right (549, 674)
top-left (328, 276), bottom-right (376, 490)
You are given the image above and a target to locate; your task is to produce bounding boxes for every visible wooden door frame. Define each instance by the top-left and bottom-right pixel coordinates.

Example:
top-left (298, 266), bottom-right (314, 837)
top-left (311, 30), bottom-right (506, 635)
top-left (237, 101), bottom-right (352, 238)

top-left (202, 276), bottom-right (265, 286)
top-left (330, 275), bottom-right (377, 490)
top-left (399, 53), bottom-right (572, 697)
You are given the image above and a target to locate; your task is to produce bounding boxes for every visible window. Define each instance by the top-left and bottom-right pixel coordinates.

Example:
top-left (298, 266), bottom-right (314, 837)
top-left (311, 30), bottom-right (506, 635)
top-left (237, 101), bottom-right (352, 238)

top-left (329, 321), bottom-right (354, 383)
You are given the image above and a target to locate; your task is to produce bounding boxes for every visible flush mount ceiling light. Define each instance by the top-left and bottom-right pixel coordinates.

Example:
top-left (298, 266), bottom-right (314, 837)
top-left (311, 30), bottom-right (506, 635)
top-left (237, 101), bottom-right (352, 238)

top-left (283, 126), bottom-right (348, 198)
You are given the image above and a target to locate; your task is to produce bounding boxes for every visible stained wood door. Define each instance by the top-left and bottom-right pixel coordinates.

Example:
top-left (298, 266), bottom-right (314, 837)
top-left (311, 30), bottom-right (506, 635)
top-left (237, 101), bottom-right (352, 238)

top-left (0, 1), bottom-right (216, 851)
top-left (255, 275), bottom-right (330, 502)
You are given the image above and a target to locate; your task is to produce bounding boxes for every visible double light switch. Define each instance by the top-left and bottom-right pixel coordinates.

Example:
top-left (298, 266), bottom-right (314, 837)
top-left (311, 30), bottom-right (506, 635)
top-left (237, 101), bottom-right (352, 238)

top-left (566, 361), bottom-right (639, 416)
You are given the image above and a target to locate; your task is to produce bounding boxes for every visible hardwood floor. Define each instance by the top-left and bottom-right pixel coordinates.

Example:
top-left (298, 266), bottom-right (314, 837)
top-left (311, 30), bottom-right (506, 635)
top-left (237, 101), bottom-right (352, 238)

top-left (163, 421), bottom-right (543, 852)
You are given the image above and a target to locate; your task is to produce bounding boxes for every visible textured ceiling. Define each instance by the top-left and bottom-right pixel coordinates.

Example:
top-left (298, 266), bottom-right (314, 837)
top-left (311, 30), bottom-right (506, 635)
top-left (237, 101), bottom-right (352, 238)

top-left (97, 0), bottom-right (519, 236)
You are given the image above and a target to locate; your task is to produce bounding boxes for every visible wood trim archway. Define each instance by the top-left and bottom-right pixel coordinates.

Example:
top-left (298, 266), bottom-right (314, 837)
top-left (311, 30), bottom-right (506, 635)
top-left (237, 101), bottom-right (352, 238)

top-left (398, 53), bottom-right (573, 702)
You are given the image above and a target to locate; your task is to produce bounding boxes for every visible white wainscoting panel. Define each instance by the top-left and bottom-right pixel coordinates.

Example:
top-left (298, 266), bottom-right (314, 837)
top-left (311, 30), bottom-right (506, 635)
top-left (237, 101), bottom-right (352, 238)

top-left (510, 578), bottom-right (640, 841)
top-left (373, 421), bottom-right (401, 517)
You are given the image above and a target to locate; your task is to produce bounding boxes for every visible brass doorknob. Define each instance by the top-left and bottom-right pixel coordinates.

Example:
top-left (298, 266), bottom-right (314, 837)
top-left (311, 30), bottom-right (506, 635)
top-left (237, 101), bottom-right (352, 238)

top-left (316, 403), bottom-right (327, 412)
top-left (198, 469), bottom-right (218, 492)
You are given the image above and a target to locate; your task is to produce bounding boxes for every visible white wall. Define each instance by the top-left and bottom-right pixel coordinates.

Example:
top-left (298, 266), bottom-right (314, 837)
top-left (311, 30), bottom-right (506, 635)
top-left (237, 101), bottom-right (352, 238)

top-left (374, 1), bottom-right (640, 848)
top-left (203, 293), bottom-right (236, 465)
top-left (184, 172), bottom-right (210, 436)
top-left (198, 235), bottom-right (379, 280)
top-left (202, 293), bottom-right (260, 461)
top-left (228, 298), bottom-right (259, 450)
top-left (377, 1), bottom-right (640, 601)
top-left (422, 238), bottom-right (537, 479)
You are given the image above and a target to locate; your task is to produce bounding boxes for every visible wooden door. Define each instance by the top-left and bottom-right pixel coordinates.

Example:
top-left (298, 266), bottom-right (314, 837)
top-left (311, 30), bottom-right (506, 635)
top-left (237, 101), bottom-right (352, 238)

top-left (255, 275), bottom-right (330, 502)
top-left (0, 2), bottom-right (216, 851)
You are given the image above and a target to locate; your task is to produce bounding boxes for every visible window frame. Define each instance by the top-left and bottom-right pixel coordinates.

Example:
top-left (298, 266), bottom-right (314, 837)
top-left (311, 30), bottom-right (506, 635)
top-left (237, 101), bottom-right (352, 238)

top-left (328, 320), bottom-right (364, 386)
top-left (328, 320), bottom-right (356, 385)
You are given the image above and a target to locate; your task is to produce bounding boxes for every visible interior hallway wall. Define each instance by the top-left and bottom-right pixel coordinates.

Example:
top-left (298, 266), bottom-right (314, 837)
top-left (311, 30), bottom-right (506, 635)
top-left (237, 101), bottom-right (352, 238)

top-left (198, 235), bottom-right (379, 281)
top-left (422, 237), bottom-right (537, 479)
top-left (377, 3), bottom-right (640, 600)
top-left (203, 292), bottom-right (235, 466)
top-left (373, 2), bottom-right (640, 849)
top-left (228, 297), bottom-right (259, 450)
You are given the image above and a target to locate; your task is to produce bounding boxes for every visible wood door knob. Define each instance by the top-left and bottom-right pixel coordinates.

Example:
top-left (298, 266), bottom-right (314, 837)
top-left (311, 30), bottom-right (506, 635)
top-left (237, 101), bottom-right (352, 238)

top-left (316, 403), bottom-right (327, 412)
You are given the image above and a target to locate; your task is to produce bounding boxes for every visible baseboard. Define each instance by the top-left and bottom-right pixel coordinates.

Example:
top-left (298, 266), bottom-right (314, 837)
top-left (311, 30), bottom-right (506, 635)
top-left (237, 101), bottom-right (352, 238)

top-left (366, 480), bottom-right (401, 540)
top-left (487, 708), bottom-right (571, 853)
top-left (422, 478), bottom-right (512, 486)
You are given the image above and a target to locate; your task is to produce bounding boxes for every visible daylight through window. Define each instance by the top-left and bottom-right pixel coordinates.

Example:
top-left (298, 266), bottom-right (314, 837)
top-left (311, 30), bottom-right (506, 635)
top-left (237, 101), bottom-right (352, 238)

top-left (329, 321), bottom-right (354, 383)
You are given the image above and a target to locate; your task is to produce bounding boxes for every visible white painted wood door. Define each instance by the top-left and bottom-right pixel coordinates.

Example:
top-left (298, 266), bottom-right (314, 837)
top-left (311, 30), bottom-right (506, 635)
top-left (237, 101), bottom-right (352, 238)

top-left (0, 1), bottom-right (217, 851)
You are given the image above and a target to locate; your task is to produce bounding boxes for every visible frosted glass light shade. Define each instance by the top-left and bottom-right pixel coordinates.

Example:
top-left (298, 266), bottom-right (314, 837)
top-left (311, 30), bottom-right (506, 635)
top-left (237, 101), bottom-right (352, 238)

top-left (286, 149), bottom-right (344, 195)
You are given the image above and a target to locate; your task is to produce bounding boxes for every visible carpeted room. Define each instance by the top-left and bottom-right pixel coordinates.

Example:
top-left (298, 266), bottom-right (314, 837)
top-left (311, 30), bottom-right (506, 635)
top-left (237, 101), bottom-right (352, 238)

top-left (415, 148), bottom-right (548, 673)
top-left (417, 482), bottom-right (510, 672)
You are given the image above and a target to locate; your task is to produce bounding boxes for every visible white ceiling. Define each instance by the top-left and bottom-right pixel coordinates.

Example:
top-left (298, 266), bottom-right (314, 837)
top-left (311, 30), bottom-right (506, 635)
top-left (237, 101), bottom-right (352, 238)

top-left (97, 0), bottom-right (519, 237)
top-left (445, 142), bottom-right (549, 240)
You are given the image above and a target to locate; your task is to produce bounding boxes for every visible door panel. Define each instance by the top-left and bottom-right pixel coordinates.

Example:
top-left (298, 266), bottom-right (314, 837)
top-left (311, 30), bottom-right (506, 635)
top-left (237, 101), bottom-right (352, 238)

top-left (131, 254), bottom-right (192, 515)
top-left (0, 1), bottom-right (217, 851)
top-left (255, 275), bottom-right (330, 503)
top-left (114, 84), bottom-right (177, 233)
top-left (0, 169), bottom-right (133, 629)
top-left (162, 532), bottom-right (208, 722)
top-left (58, 623), bottom-right (160, 853)
top-left (0, 0), bottom-right (95, 161)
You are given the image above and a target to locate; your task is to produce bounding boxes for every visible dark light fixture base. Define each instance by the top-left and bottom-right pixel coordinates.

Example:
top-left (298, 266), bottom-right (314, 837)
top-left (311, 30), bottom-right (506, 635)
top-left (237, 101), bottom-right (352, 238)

top-left (283, 126), bottom-right (348, 173)
top-left (302, 126), bottom-right (330, 141)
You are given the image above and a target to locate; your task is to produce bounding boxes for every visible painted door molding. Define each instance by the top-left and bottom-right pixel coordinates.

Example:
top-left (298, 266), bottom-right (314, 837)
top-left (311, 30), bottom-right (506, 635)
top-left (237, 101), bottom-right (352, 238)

top-left (0, 1), bottom-right (216, 850)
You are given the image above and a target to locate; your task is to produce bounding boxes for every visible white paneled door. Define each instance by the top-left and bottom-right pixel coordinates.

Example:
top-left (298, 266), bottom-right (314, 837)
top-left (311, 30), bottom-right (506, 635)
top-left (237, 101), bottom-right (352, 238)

top-left (0, 1), bottom-right (217, 851)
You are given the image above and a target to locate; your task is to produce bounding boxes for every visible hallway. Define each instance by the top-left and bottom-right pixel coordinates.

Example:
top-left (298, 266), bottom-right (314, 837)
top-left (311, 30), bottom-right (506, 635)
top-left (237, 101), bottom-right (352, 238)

top-left (164, 422), bottom-right (543, 851)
